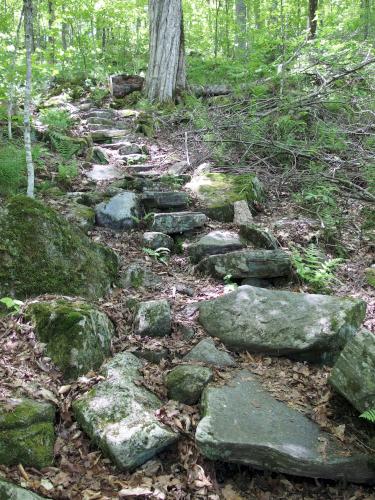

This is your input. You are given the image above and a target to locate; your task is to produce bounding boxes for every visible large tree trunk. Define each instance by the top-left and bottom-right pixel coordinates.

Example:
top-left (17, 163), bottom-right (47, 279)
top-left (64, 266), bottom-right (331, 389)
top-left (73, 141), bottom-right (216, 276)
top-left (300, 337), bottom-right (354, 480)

top-left (24, 0), bottom-right (35, 198)
top-left (308, 0), bottom-right (318, 39)
top-left (145, 0), bottom-right (186, 102)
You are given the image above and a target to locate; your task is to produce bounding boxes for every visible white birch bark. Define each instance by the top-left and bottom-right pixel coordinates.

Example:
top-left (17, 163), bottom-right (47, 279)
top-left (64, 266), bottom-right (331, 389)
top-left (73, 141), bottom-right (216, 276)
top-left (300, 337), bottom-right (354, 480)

top-left (145, 0), bottom-right (186, 102)
top-left (7, 7), bottom-right (24, 140)
top-left (24, 0), bottom-right (35, 198)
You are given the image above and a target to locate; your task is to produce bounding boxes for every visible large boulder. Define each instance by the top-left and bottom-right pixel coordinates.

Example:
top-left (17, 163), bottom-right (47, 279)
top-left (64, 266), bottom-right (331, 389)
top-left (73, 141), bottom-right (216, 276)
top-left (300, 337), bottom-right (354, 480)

top-left (165, 365), bottom-right (213, 405)
top-left (95, 192), bottom-right (141, 230)
top-left (329, 329), bottom-right (375, 413)
top-left (0, 196), bottom-right (118, 300)
top-left (199, 286), bottom-right (366, 363)
top-left (186, 172), bottom-right (264, 222)
top-left (133, 299), bottom-right (171, 337)
top-left (188, 230), bottom-right (245, 264)
top-left (196, 371), bottom-right (375, 484)
top-left (196, 249), bottom-right (291, 280)
top-left (0, 398), bottom-right (55, 468)
top-left (73, 353), bottom-right (177, 470)
top-left (27, 299), bottom-right (115, 380)
top-left (109, 74), bottom-right (144, 98)
top-left (0, 480), bottom-right (46, 499)
top-left (151, 212), bottom-right (207, 234)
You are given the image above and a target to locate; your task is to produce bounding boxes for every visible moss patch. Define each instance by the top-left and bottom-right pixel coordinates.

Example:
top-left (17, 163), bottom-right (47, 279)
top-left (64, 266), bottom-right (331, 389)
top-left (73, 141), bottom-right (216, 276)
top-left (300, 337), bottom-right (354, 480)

top-left (0, 195), bottom-right (119, 299)
top-left (27, 299), bottom-right (115, 380)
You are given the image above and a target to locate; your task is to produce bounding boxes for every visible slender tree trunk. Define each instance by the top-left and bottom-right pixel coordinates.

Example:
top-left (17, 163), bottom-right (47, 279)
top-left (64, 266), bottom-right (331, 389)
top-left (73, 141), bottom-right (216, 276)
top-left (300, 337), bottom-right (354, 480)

top-left (145, 0), bottom-right (186, 102)
top-left (235, 0), bottom-right (247, 58)
top-left (7, 7), bottom-right (24, 140)
top-left (48, 0), bottom-right (55, 63)
top-left (361, 0), bottom-right (370, 39)
top-left (308, 0), bottom-right (318, 38)
top-left (24, 0), bottom-right (34, 198)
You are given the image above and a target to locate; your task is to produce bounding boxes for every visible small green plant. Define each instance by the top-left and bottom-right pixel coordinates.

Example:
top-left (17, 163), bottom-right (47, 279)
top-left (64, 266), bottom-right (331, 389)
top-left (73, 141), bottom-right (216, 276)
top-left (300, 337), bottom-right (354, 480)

top-left (360, 409), bottom-right (375, 423)
top-left (142, 247), bottom-right (170, 265)
top-left (57, 161), bottom-right (79, 184)
top-left (40, 108), bottom-right (73, 132)
top-left (131, 212), bottom-right (154, 227)
top-left (90, 86), bottom-right (109, 106)
top-left (223, 274), bottom-right (238, 293)
top-left (0, 142), bottom-right (26, 195)
top-left (292, 244), bottom-right (343, 292)
top-left (49, 131), bottom-right (82, 159)
top-left (0, 297), bottom-right (24, 315)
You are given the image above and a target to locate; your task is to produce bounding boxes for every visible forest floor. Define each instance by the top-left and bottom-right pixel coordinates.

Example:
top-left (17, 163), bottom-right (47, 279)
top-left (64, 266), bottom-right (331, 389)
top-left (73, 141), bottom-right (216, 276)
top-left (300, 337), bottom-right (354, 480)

top-left (0, 95), bottom-right (375, 500)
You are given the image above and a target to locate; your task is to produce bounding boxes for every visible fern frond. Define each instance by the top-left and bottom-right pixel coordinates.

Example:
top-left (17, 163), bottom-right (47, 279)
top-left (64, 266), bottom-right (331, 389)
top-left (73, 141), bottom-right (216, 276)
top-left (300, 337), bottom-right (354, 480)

top-left (360, 409), bottom-right (375, 423)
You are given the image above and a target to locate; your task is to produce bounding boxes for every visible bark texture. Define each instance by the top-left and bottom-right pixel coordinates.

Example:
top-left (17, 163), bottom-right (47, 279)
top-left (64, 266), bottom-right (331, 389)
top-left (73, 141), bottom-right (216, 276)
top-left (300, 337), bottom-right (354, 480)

top-left (145, 0), bottom-right (186, 102)
top-left (24, 0), bottom-right (35, 197)
top-left (308, 0), bottom-right (318, 38)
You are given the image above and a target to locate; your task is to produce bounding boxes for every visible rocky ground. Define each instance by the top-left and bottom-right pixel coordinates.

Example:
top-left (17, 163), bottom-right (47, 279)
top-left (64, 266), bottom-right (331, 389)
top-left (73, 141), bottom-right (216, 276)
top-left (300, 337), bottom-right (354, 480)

top-left (0, 97), bottom-right (374, 500)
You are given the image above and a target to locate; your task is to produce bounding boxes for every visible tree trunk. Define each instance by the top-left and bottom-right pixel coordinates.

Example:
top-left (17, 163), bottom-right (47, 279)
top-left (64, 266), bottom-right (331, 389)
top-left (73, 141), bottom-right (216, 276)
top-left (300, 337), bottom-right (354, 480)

top-left (48, 0), bottom-right (55, 63)
top-left (24, 0), bottom-right (34, 198)
top-left (145, 0), bottom-right (186, 102)
top-left (7, 7), bottom-right (24, 140)
top-left (308, 0), bottom-right (318, 38)
top-left (235, 0), bottom-right (247, 57)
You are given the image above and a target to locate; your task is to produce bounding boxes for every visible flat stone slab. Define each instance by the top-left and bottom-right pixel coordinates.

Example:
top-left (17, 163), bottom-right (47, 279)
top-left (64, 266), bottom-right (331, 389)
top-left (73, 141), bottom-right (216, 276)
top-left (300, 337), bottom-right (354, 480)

top-left (91, 129), bottom-right (129, 143)
top-left (199, 285), bottom-right (366, 363)
top-left (195, 249), bottom-right (291, 279)
top-left (196, 370), bottom-right (375, 484)
top-left (184, 338), bottom-right (235, 367)
top-left (73, 353), bottom-right (177, 470)
top-left (95, 192), bottom-right (140, 230)
top-left (0, 398), bottom-right (55, 468)
top-left (152, 212), bottom-right (207, 234)
top-left (86, 164), bottom-right (124, 181)
top-left (329, 329), bottom-right (375, 413)
top-left (188, 230), bottom-right (245, 264)
top-left (141, 191), bottom-right (189, 210)
top-left (0, 479), bottom-right (46, 499)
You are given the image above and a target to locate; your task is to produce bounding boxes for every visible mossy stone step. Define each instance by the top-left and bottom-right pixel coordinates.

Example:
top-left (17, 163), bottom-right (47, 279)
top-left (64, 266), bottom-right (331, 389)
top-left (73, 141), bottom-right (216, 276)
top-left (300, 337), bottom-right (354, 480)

top-left (151, 212), bottom-right (207, 234)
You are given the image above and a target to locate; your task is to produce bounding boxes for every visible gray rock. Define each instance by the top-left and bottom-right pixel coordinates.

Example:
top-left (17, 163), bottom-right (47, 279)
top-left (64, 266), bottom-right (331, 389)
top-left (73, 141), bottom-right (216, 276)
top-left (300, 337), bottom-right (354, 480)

top-left (233, 200), bottom-right (253, 225)
top-left (85, 110), bottom-right (115, 120)
top-left (141, 191), bottom-right (189, 211)
top-left (95, 192), bottom-right (140, 230)
top-left (92, 146), bottom-right (109, 164)
top-left (199, 285), bottom-right (366, 363)
top-left (152, 212), bottom-right (207, 234)
top-left (27, 299), bottom-right (115, 380)
top-left (196, 370), bottom-right (375, 484)
top-left (179, 324), bottom-right (196, 340)
top-left (91, 129), bottom-right (128, 143)
top-left (87, 117), bottom-right (114, 127)
top-left (118, 143), bottom-right (143, 155)
top-left (0, 479), bottom-right (46, 499)
top-left (167, 161), bottom-right (189, 175)
top-left (133, 299), bottom-right (171, 337)
top-left (188, 230), bottom-right (245, 264)
top-left (184, 338), bottom-right (235, 367)
top-left (133, 348), bottom-right (169, 364)
top-left (73, 353), bottom-right (177, 470)
top-left (329, 329), bottom-right (375, 413)
top-left (0, 398), bottom-right (55, 468)
top-left (143, 232), bottom-right (174, 251)
top-left (120, 263), bottom-right (162, 290)
top-left (196, 249), bottom-right (291, 280)
top-left (86, 164), bottom-right (124, 181)
top-left (123, 154), bottom-right (148, 165)
top-left (59, 199), bottom-right (95, 233)
top-left (240, 223), bottom-right (279, 249)
top-left (165, 365), bottom-right (213, 405)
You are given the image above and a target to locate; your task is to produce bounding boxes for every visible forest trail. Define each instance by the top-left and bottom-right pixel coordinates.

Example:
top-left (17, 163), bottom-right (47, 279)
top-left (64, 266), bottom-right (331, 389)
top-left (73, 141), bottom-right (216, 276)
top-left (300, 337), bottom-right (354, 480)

top-left (1, 96), bottom-right (375, 499)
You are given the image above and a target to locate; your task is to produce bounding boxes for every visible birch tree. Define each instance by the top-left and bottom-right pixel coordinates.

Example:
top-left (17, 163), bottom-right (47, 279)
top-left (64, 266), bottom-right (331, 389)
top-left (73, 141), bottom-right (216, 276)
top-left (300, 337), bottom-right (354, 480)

top-left (145, 0), bottom-right (186, 102)
top-left (24, 0), bottom-right (35, 198)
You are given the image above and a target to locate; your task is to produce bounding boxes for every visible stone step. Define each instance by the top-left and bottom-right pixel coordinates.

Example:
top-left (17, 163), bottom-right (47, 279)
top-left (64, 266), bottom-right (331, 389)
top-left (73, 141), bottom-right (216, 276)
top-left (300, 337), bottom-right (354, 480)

top-left (195, 249), bottom-right (291, 279)
top-left (122, 153), bottom-right (148, 165)
top-left (151, 212), bottom-right (207, 234)
top-left (86, 164), bottom-right (124, 181)
top-left (196, 370), bottom-right (374, 484)
top-left (73, 353), bottom-right (177, 470)
top-left (198, 285), bottom-right (366, 363)
top-left (141, 190), bottom-right (189, 211)
top-left (95, 191), bottom-right (140, 230)
top-left (188, 230), bottom-right (246, 264)
top-left (88, 123), bottom-right (128, 131)
top-left (84, 110), bottom-right (115, 120)
top-left (91, 129), bottom-right (129, 143)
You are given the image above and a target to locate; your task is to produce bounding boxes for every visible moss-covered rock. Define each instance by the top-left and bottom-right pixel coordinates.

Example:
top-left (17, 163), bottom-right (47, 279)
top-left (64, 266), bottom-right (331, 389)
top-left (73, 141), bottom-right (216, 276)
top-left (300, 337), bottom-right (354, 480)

top-left (27, 299), bottom-right (115, 380)
top-left (0, 479), bottom-right (46, 499)
top-left (0, 398), bottom-right (55, 468)
top-left (186, 172), bottom-right (264, 222)
top-left (133, 299), bottom-right (171, 337)
top-left (59, 199), bottom-right (95, 233)
top-left (165, 365), bottom-right (213, 405)
top-left (119, 263), bottom-right (163, 290)
top-left (0, 196), bottom-right (118, 299)
top-left (365, 266), bottom-right (375, 288)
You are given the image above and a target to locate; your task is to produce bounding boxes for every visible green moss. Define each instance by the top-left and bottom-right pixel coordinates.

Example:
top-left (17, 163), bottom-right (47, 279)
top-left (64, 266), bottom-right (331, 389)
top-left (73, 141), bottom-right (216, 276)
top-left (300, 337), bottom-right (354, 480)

top-left (0, 399), bottom-right (54, 430)
top-left (0, 422), bottom-right (55, 468)
top-left (0, 195), bottom-right (118, 299)
top-left (365, 268), bottom-right (375, 288)
top-left (165, 365), bottom-right (213, 405)
top-left (27, 299), bottom-right (115, 380)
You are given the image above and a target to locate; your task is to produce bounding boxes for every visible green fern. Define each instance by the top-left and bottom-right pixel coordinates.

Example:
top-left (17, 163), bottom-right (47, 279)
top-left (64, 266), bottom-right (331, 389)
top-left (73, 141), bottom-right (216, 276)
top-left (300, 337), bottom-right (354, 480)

top-left (49, 131), bottom-right (81, 159)
top-left (40, 108), bottom-right (73, 132)
top-left (292, 244), bottom-right (343, 292)
top-left (360, 409), bottom-right (375, 423)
